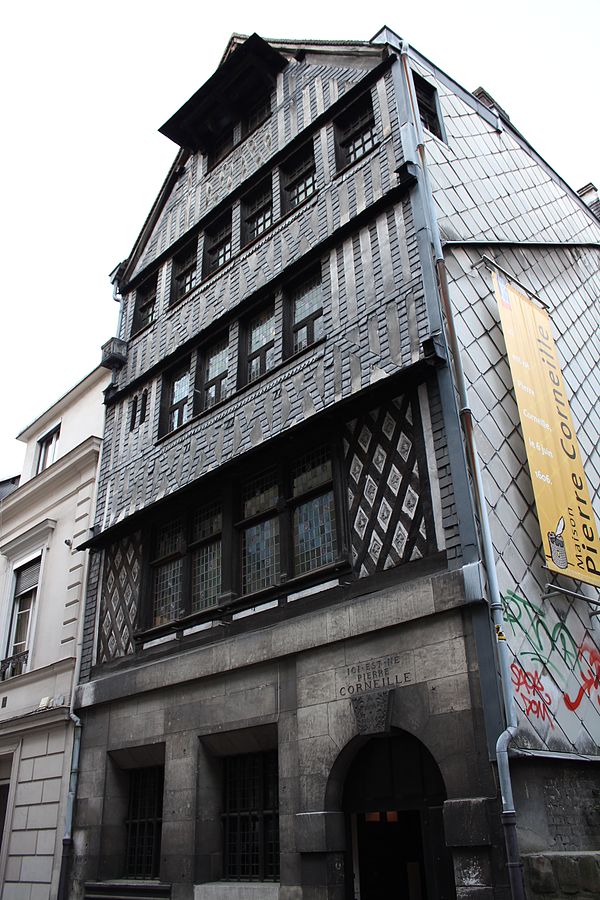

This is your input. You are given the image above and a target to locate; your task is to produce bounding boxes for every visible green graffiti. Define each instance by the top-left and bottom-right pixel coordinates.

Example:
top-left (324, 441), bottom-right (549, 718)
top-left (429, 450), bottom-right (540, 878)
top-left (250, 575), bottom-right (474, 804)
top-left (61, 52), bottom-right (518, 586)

top-left (502, 590), bottom-right (581, 680)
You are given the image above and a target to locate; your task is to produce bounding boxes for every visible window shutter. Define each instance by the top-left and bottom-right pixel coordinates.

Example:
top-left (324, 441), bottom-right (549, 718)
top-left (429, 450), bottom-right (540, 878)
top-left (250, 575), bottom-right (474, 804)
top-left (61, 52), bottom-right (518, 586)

top-left (15, 558), bottom-right (41, 596)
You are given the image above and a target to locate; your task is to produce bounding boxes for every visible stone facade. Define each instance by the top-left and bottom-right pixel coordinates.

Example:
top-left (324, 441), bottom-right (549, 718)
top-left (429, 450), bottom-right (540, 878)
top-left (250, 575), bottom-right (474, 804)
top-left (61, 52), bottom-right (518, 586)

top-left (71, 27), bottom-right (599, 900)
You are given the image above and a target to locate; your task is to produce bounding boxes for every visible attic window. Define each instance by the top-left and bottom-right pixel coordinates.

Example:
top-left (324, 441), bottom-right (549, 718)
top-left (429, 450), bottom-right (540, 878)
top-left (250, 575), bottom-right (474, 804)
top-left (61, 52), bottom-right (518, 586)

top-left (208, 129), bottom-right (234, 170)
top-left (242, 94), bottom-right (271, 138)
top-left (413, 73), bottom-right (444, 141)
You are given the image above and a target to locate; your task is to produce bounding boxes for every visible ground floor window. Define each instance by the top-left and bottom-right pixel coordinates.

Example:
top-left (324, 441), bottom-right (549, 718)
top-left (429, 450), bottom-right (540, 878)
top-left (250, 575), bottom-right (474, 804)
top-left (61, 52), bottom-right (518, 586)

top-left (222, 750), bottom-right (279, 881)
top-left (125, 766), bottom-right (164, 879)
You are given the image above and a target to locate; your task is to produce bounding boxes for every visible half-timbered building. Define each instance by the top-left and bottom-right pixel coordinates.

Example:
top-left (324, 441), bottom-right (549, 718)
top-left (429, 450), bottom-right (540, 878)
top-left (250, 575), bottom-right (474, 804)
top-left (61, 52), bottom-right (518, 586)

top-left (70, 28), bottom-right (600, 900)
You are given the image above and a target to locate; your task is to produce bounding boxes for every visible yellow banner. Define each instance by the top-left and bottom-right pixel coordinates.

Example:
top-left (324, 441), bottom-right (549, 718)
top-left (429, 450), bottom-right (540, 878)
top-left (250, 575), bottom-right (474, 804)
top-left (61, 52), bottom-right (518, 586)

top-left (492, 271), bottom-right (600, 588)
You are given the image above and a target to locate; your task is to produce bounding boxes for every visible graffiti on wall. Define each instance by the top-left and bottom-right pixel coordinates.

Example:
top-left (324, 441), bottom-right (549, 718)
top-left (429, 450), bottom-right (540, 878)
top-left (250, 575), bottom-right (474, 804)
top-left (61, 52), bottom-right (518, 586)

top-left (502, 590), bottom-right (600, 753)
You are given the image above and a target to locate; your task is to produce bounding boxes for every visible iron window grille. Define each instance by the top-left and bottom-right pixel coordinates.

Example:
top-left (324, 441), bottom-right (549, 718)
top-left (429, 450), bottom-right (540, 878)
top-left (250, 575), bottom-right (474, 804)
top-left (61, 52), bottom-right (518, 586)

top-left (245, 306), bottom-right (276, 384)
top-left (2, 558), bottom-right (40, 680)
top-left (124, 766), bottom-right (164, 879)
top-left (335, 94), bottom-right (376, 170)
top-left (160, 365), bottom-right (190, 436)
top-left (35, 426), bottom-right (60, 475)
top-left (132, 275), bottom-right (158, 334)
top-left (199, 336), bottom-right (230, 410)
top-left (287, 272), bottom-right (323, 355)
top-left (171, 240), bottom-right (198, 304)
top-left (281, 144), bottom-right (317, 213)
top-left (241, 180), bottom-right (273, 246)
top-left (222, 751), bottom-right (279, 882)
top-left (204, 214), bottom-right (233, 276)
top-left (413, 72), bottom-right (444, 141)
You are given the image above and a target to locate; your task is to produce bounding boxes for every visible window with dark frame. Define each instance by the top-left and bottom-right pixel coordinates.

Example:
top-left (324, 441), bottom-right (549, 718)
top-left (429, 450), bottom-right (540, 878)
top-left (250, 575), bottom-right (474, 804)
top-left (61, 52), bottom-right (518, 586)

top-left (241, 94), bottom-right (271, 138)
top-left (130, 389), bottom-right (149, 431)
top-left (143, 442), bottom-right (340, 631)
top-left (132, 274), bottom-right (158, 334)
top-left (170, 240), bottom-right (198, 305)
top-left (160, 366), bottom-right (190, 436)
top-left (281, 143), bottom-right (317, 213)
top-left (200, 336), bottom-right (230, 410)
top-left (203, 213), bottom-right (233, 277)
top-left (241, 180), bottom-right (273, 246)
top-left (245, 306), bottom-right (276, 383)
top-left (2, 558), bottom-right (40, 680)
top-left (149, 502), bottom-right (222, 628)
top-left (287, 272), bottom-right (323, 355)
top-left (413, 72), bottom-right (444, 141)
top-left (222, 750), bottom-right (279, 882)
top-left (124, 766), bottom-right (164, 879)
top-left (335, 94), bottom-right (376, 170)
top-left (35, 426), bottom-right (60, 475)
top-left (208, 128), bottom-right (234, 171)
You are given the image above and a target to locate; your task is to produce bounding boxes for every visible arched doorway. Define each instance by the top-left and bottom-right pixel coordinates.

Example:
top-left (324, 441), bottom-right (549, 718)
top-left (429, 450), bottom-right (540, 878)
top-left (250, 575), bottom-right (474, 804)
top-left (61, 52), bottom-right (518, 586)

top-left (342, 731), bottom-right (456, 900)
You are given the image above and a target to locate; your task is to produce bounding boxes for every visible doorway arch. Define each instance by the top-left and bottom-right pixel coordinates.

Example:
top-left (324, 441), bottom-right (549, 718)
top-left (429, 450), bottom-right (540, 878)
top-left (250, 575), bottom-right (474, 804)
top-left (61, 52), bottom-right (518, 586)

top-left (341, 730), bottom-right (456, 900)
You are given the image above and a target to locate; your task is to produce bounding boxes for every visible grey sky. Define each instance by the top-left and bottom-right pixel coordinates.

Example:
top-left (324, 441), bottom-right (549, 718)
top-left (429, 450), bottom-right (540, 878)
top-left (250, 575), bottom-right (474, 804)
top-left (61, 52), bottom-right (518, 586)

top-left (1, 0), bottom-right (598, 478)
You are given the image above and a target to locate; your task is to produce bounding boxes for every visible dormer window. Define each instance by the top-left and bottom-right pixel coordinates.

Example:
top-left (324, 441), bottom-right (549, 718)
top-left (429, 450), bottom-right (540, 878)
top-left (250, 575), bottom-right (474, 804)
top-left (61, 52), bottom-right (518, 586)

top-left (413, 72), bottom-right (444, 141)
top-left (35, 426), bottom-right (60, 475)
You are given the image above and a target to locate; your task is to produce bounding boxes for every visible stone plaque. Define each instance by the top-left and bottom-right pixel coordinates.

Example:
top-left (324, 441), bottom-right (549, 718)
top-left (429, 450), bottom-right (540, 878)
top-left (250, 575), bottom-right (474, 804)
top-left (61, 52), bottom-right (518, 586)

top-left (335, 652), bottom-right (414, 697)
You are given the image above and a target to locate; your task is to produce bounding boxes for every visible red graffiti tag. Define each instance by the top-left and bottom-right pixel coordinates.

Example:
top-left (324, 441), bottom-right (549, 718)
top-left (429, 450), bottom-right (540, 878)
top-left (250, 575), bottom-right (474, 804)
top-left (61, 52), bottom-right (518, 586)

top-left (563, 644), bottom-right (600, 711)
top-left (511, 662), bottom-right (554, 729)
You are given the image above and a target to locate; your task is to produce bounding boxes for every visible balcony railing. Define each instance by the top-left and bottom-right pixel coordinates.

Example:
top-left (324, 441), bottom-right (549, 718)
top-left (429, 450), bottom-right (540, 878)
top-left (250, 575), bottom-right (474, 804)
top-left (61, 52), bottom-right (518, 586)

top-left (0, 650), bottom-right (29, 680)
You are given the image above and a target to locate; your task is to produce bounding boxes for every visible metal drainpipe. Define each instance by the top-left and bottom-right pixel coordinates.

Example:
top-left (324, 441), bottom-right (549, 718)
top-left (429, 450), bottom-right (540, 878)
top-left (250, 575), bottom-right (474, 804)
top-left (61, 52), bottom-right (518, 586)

top-left (57, 711), bottom-right (82, 900)
top-left (397, 42), bottom-right (525, 900)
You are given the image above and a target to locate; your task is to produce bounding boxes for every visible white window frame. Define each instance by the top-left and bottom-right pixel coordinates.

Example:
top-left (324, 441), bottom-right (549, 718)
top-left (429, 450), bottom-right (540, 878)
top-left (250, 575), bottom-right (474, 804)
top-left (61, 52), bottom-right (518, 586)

top-left (35, 424), bottom-right (60, 475)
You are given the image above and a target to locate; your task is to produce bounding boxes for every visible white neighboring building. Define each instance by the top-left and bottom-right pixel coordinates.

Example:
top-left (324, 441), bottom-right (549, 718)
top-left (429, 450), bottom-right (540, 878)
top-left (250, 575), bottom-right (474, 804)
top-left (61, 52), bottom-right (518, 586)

top-left (0, 367), bottom-right (109, 900)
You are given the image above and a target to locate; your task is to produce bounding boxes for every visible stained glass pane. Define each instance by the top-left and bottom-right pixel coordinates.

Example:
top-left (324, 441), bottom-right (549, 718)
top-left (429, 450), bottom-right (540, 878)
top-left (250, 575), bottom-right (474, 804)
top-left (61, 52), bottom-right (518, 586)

top-left (152, 558), bottom-right (183, 625)
top-left (243, 470), bottom-right (278, 517)
top-left (294, 492), bottom-right (337, 574)
top-left (242, 518), bottom-right (280, 593)
top-left (292, 447), bottom-right (332, 496)
top-left (191, 540), bottom-right (221, 611)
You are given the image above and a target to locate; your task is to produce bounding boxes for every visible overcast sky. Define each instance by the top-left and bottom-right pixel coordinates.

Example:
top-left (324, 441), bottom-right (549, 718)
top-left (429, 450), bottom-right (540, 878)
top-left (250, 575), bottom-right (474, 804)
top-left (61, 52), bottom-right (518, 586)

top-left (1, 0), bottom-right (598, 479)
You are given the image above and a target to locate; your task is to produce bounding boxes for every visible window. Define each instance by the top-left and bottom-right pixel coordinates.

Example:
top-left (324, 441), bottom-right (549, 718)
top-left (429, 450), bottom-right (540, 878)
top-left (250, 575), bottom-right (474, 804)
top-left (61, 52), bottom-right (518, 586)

top-left (241, 94), bottom-right (271, 138)
top-left (241, 180), bottom-right (273, 246)
top-left (2, 558), bottom-right (40, 680)
top-left (281, 143), bottom-right (317, 213)
top-left (287, 272), bottom-right (323, 355)
top-left (199, 337), bottom-right (230, 410)
top-left (222, 751), bottom-right (279, 882)
top-left (130, 389), bottom-right (148, 431)
top-left (170, 240), bottom-right (198, 305)
top-left (35, 426), bottom-right (60, 475)
top-left (413, 72), bottom-right (444, 141)
top-left (160, 365), bottom-right (190, 436)
top-left (208, 129), bottom-right (234, 170)
top-left (125, 766), bottom-right (164, 879)
top-left (335, 94), bottom-right (376, 170)
top-left (132, 274), bottom-right (157, 334)
top-left (142, 443), bottom-right (340, 630)
top-left (150, 501), bottom-right (222, 628)
top-left (203, 213), bottom-right (232, 276)
top-left (245, 306), bottom-right (276, 384)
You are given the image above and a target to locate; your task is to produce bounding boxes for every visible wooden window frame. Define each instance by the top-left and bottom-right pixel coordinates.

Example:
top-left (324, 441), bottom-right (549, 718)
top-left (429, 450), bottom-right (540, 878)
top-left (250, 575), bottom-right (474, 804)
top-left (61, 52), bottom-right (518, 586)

top-left (170, 240), bottom-right (198, 306)
top-left (334, 93), bottom-right (376, 171)
top-left (280, 142), bottom-right (317, 214)
top-left (203, 213), bottom-right (233, 277)
top-left (242, 304), bottom-right (276, 386)
top-left (132, 274), bottom-right (158, 335)
top-left (241, 94), bottom-right (271, 139)
top-left (196, 334), bottom-right (230, 412)
top-left (284, 269), bottom-right (324, 357)
top-left (159, 364), bottom-right (191, 437)
top-left (413, 72), bottom-right (445, 141)
top-left (241, 179), bottom-right (273, 247)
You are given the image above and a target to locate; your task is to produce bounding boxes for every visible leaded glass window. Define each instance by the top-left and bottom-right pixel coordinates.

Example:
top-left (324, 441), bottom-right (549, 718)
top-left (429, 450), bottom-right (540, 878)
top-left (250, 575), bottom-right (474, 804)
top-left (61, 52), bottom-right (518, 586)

top-left (336, 95), bottom-right (376, 169)
top-left (281, 145), bottom-right (317, 213)
top-left (171, 240), bottom-right (198, 304)
top-left (191, 501), bottom-right (222, 612)
top-left (242, 181), bottom-right (273, 246)
top-left (290, 274), bottom-right (323, 354)
top-left (132, 274), bottom-right (157, 334)
top-left (242, 470), bottom-right (280, 594)
top-left (246, 307), bottom-right (276, 383)
top-left (204, 215), bottom-right (232, 276)
top-left (202, 338), bottom-right (229, 409)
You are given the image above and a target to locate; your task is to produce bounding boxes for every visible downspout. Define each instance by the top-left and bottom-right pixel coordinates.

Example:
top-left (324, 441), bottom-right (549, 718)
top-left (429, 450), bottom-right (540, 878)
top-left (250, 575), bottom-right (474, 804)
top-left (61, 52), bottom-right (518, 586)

top-left (397, 41), bottom-right (525, 900)
top-left (57, 711), bottom-right (82, 900)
